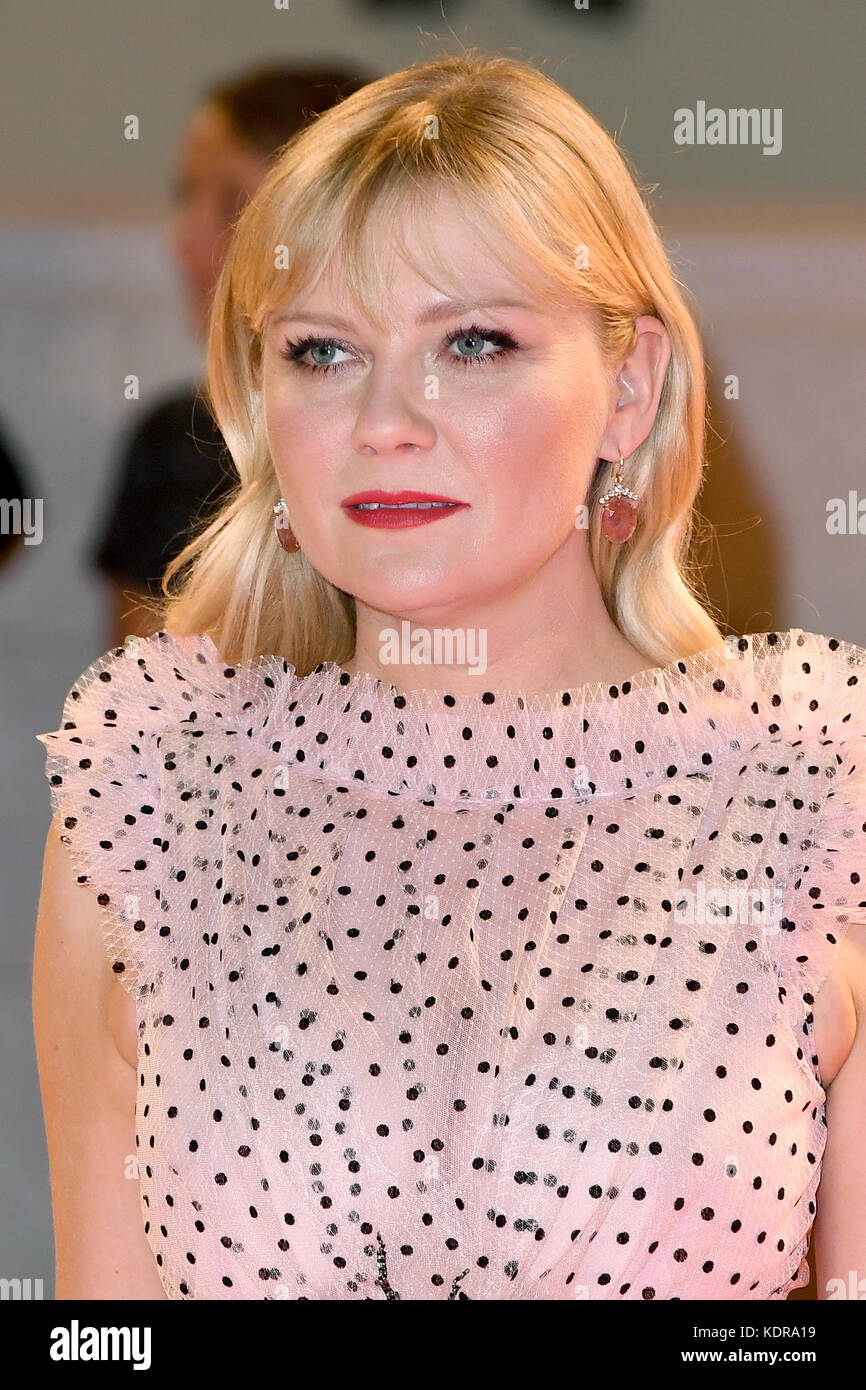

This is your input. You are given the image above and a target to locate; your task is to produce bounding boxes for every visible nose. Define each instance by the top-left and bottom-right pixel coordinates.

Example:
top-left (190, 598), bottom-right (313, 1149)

top-left (350, 366), bottom-right (437, 456)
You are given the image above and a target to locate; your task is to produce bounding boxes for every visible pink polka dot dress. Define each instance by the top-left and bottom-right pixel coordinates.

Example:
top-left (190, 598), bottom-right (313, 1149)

top-left (35, 626), bottom-right (866, 1300)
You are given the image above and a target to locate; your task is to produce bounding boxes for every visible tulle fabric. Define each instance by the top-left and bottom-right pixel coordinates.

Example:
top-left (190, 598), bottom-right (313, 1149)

top-left (35, 627), bottom-right (866, 1299)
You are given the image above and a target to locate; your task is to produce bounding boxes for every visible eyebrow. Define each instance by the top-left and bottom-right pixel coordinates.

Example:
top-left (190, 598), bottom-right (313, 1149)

top-left (268, 298), bottom-right (537, 332)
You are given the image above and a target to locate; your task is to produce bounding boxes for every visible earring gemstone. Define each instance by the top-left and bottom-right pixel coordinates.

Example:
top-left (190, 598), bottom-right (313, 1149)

top-left (600, 490), bottom-right (637, 543)
top-left (273, 499), bottom-right (300, 553)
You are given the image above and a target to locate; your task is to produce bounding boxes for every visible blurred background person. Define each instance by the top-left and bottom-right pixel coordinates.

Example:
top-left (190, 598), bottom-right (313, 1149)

top-left (0, 415), bottom-right (34, 571)
top-left (89, 61), bottom-right (371, 647)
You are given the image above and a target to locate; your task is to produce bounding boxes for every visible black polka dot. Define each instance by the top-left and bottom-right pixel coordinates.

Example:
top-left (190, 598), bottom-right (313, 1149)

top-left (33, 627), bottom-right (865, 1299)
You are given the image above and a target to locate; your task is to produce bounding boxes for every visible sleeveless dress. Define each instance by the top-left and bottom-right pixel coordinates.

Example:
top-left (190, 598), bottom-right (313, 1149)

top-left (35, 627), bottom-right (866, 1300)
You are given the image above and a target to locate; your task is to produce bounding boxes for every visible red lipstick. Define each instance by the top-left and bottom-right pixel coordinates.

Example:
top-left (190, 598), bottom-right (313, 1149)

top-left (341, 490), bottom-right (469, 529)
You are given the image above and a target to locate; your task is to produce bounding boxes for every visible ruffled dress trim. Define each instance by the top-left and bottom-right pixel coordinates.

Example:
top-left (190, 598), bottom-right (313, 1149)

top-left (35, 627), bottom-right (866, 1007)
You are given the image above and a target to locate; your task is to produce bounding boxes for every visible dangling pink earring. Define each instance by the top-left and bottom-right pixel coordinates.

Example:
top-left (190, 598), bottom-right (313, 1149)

top-left (598, 454), bottom-right (639, 543)
top-left (273, 498), bottom-right (301, 553)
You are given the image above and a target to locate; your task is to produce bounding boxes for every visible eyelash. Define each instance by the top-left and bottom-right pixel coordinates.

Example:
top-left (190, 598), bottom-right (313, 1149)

top-left (278, 322), bottom-right (520, 375)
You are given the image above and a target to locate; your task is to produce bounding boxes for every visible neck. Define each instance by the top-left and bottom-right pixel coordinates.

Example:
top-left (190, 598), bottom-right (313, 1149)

top-left (342, 536), bottom-right (654, 697)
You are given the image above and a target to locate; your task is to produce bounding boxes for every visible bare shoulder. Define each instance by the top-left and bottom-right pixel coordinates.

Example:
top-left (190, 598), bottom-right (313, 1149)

top-left (34, 811), bottom-right (135, 1073)
top-left (811, 922), bottom-right (866, 1089)
top-left (33, 811), bottom-right (164, 1298)
top-left (812, 921), bottom-right (866, 1296)
top-left (839, 921), bottom-right (866, 1005)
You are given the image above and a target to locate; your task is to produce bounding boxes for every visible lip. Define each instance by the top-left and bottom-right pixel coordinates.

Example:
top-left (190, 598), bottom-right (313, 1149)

top-left (341, 489), bottom-right (469, 530)
top-left (341, 490), bottom-right (465, 506)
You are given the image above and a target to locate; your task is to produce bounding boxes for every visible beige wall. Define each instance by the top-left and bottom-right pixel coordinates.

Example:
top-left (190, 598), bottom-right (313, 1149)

top-left (2, 0), bottom-right (864, 218)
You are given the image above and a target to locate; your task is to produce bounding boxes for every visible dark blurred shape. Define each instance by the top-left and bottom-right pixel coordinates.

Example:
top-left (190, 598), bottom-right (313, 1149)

top-left (205, 62), bottom-right (369, 156)
top-left (91, 390), bottom-right (230, 593)
top-left (0, 414), bottom-right (34, 568)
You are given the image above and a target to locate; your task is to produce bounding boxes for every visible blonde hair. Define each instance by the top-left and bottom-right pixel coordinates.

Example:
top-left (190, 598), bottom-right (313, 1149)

top-left (157, 48), bottom-right (725, 671)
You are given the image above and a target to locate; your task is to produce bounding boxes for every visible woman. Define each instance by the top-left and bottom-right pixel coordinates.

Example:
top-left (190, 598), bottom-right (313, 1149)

top-left (34, 50), bottom-right (865, 1301)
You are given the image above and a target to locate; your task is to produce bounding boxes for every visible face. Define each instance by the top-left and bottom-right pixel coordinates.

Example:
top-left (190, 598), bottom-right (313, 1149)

top-left (170, 102), bottom-right (268, 334)
top-left (260, 197), bottom-right (619, 629)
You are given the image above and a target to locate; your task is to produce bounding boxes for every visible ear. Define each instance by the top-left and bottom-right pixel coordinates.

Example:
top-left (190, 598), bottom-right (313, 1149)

top-left (597, 315), bottom-right (672, 464)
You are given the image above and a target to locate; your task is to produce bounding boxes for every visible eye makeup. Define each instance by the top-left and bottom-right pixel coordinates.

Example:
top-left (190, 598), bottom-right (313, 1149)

top-left (278, 322), bottom-right (520, 375)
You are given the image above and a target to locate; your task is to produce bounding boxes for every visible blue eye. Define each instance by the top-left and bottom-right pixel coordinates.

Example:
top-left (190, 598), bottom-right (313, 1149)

top-left (279, 323), bottom-right (519, 374)
top-left (279, 336), bottom-right (353, 374)
top-left (442, 324), bottom-right (520, 366)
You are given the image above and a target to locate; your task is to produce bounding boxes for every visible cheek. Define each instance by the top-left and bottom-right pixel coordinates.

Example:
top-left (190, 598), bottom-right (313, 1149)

top-left (263, 384), bottom-right (340, 496)
top-left (462, 372), bottom-right (602, 523)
